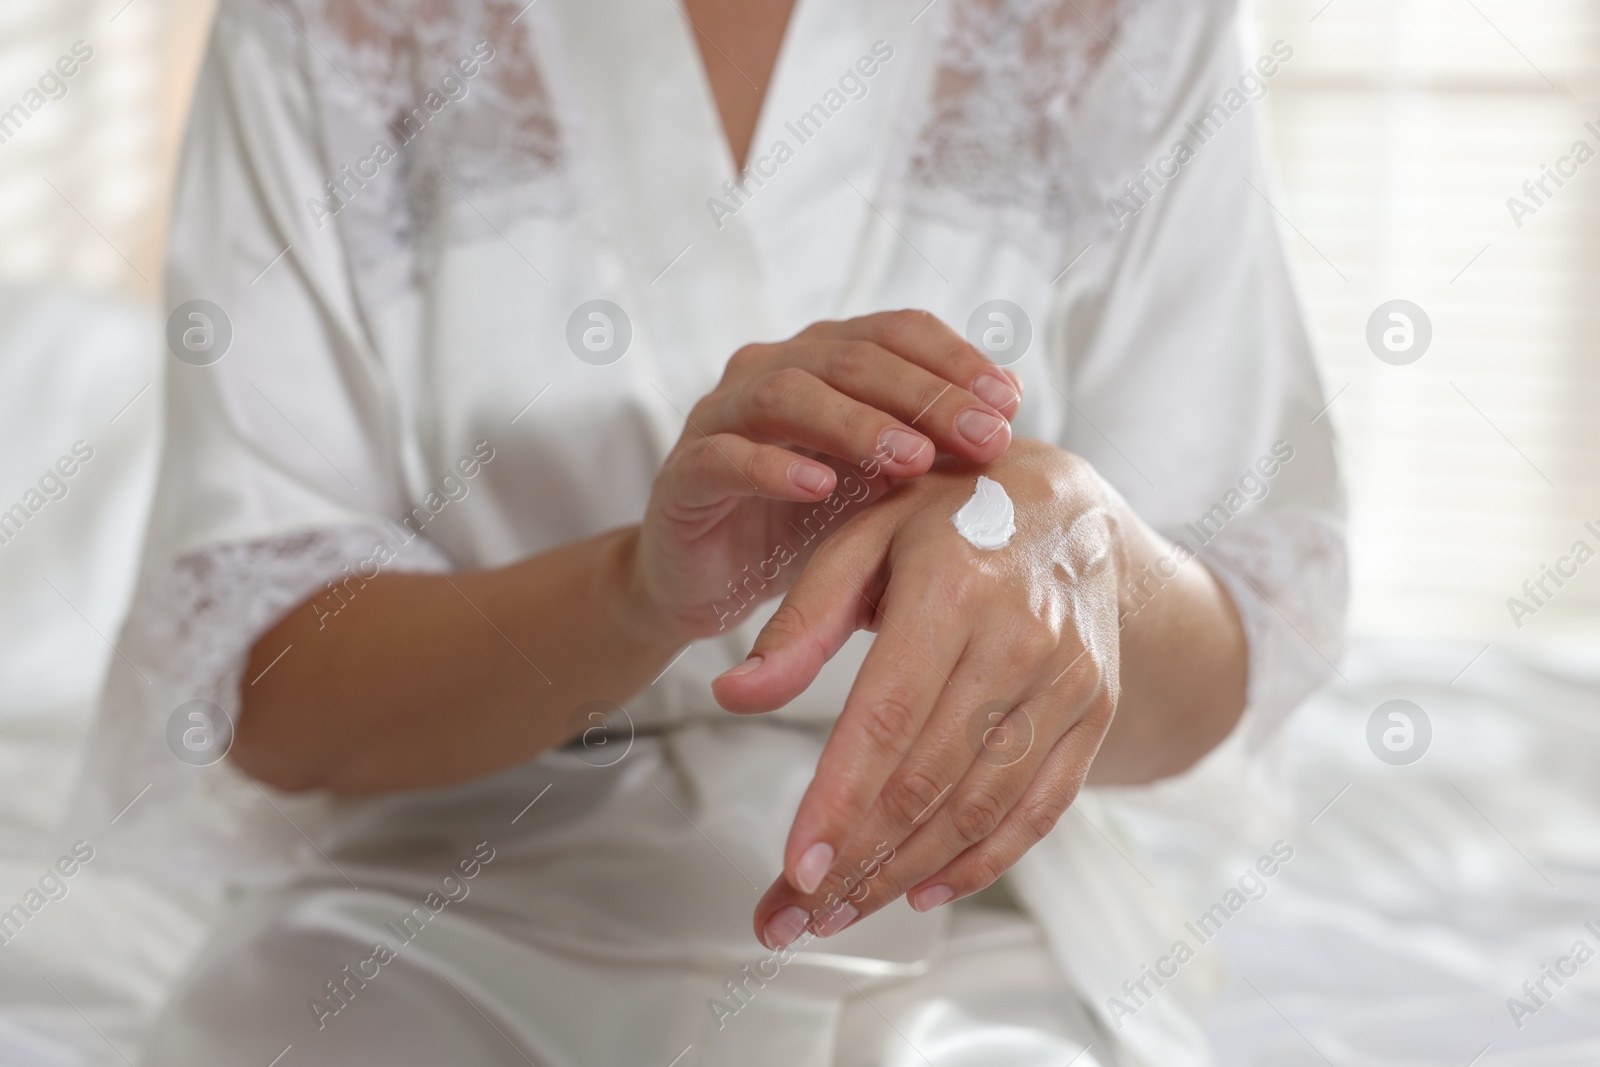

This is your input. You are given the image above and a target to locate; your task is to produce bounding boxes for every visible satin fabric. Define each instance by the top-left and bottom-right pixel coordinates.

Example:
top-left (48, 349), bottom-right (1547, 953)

top-left (68, 0), bottom-right (1343, 1063)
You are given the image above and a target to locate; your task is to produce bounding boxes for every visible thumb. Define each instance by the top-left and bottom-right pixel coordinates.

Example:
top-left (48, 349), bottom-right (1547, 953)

top-left (712, 517), bottom-right (893, 714)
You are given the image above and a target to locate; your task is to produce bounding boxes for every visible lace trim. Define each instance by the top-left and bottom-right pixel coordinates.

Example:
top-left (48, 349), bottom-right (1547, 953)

top-left (158, 525), bottom-right (453, 714)
top-left (77, 526), bottom-right (452, 881)
top-left (1197, 512), bottom-right (1348, 745)
top-left (236, 0), bottom-right (572, 306)
top-left (896, 0), bottom-right (1195, 262)
top-left (236, 0), bottom-right (1203, 288)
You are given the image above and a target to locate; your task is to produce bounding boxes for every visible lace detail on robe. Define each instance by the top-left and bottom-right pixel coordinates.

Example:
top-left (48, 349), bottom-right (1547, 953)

top-left (237, 0), bottom-right (572, 306)
top-left (150, 526), bottom-right (452, 720)
top-left (1195, 512), bottom-right (1348, 745)
top-left (77, 527), bottom-right (452, 881)
top-left (896, 0), bottom-right (1199, 262)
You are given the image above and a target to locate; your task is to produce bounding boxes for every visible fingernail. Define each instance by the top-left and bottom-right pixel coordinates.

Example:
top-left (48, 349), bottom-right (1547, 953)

top-left (789, 462), bottom-right (830, 494)
top-left (955, 409), bottom-right (1005, 446)
top-left (813, 900), bottom-right (858, 937)
top-left (878, 427), bottom-right (928, 465)
top-left (794, 842), bottom-right (834, 894)
top-left (909, 884), bottom-right (955, 912)
top-left (762, 905), bottom-right (809, 950)
top-left (1002, 369), bottom-right (1024, 395)
top-left (972, 374), bottom-right (1018, 411)
top-left (718, 655), bottom-right (763, 680)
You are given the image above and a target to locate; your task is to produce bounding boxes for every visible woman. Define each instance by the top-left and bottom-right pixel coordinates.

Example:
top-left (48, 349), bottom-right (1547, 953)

top-left (71, 0), bottom-right (1345, 1063)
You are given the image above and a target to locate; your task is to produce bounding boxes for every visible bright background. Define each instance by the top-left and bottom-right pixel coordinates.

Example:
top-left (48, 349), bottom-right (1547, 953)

top-left (1252, 0), bottom-right (1600, 642)
top-left (0, 2), bottom-right (1596, 1065)
top-left (4, 0), bottom-right (1597, 642)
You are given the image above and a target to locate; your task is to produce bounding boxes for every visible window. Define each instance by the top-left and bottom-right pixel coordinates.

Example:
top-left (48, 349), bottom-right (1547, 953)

top-left (1251, 0), bottom-right (1600, 641)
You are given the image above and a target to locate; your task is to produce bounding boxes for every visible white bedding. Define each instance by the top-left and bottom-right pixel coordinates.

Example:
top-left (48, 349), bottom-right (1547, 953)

top-left (0, 287), bottom-right (1595, 1066)
top-left (1199, 640), bottom-right (1600, 1067)
top-left (0, 285), bottom-right (220, 1067)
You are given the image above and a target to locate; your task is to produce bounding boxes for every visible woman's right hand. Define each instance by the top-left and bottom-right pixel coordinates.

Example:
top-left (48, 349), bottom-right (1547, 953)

top-left (629, 310), bottom-right (1022, 644)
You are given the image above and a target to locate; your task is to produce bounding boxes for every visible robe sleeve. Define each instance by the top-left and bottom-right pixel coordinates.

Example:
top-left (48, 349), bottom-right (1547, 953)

top-left (68, 0), bottom-right (452, 883)
top-left (1052, 27), bottom-right (1348, 754)
top-left (1009, 27), bottom-right (1349, 1064)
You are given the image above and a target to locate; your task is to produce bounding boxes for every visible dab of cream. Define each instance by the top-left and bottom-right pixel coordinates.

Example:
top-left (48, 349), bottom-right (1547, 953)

top-left (952, 475), bottom-right (1016, 550)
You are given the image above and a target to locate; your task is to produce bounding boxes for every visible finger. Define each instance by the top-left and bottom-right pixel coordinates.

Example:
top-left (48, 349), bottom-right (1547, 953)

top-left (709, 367), bottom-right (939, 477)
top-left (662, 433), bottom-right (837, 511)
top-left (810, 693), bottom-right (1085, 931)
top-left (711, 508), bottom-right (898, 715)
top-left (809, 309), bottom-right (1024, 415)
top-left (774, 563), bottom-right (970, 897)
top-left (751, 838), bottom-right (899, 949)
top-left (835, 618), bottom-right (1067, 857)
top-left (774, 339), bottom-right (1013, 464)
top-left (904, 708), bottom-right (1110, 912)
top-left (753, 667), bottom-right (1062, 941)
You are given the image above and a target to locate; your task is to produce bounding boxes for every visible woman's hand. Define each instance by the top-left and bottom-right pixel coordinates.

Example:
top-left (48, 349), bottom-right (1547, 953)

top-left (629, 310), bottom-right (1023, 644)
top-left (712, 438), bottom-right (1245, 950)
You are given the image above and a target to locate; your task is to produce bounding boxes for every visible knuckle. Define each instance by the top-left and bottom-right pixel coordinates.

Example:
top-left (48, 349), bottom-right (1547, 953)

top-left (749, 367), bottom-right (808, 415)
top-left (1012, 623), bottom-right (1059, 665)
top-left (692, 436), bottom-right (736, 479)
top-left (871, 309), bottom-right (918, 350)
top-left (912, 379), bottom-right (951, 421)
top-left (1079, 687), bottom-right (1118, 733)
top-left (949, 787), bottom-right (1006, 844)
top-left (686, 394), bottom-right (720, 429)
top-left (859, 692), bottom-right (920, 759)
top-left (797, 318), bottom-right (839, 339)
top-left (684, 438), bottom-right (718, 478)
top-left (726, 343), bottom-right (765, 377)
top-left (964, 850), bottom-right (1009, 892)
top-left (826, 341), bottom-right (878, 383)
top-left (763, 601), bottom-right (813, 646)
top-left (883, 308), bottom-right (929, 338)
top-left (1071, 651), bottom-right (1107, 696)
top-left (882, 765), bottom-right (948, 827)
top-left (740, 445), bottom-right (773, 486)
top-left (1053, 644), bottom-right (1100, 690)
top-left (1019, 797), bottom-right (1067, 843)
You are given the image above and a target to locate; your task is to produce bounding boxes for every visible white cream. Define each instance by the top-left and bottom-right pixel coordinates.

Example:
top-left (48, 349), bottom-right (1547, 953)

top-left (951, 475), bottom-right (1016, 550)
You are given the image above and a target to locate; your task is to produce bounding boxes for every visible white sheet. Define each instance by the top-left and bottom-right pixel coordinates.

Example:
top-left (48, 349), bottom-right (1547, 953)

top-left (1121, 640), bottom-right (1600, 1067)
top-left (0, 285), bottom-right (218, 1067)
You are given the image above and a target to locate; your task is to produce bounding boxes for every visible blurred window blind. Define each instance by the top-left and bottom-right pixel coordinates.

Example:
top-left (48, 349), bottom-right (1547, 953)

top-left (1250, 0), bottom-right (1600, 642)
top-left (0, 0), bottom-right (213, 301)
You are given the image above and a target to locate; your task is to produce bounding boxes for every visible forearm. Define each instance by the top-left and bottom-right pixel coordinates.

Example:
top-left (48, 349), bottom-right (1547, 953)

top-left (1087, 500), bottom-right (1250, 785)
top-left (232, 526), bottom-right (682, 793)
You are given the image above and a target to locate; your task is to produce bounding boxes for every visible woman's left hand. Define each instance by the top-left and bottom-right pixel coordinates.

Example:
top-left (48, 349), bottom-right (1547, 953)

top-left (712, 438), bottom-right (1134, 949)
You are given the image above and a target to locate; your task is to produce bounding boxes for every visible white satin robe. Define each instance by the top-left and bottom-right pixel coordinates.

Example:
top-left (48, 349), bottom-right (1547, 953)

top-left (67, 0), bottom-right (1346, 1063)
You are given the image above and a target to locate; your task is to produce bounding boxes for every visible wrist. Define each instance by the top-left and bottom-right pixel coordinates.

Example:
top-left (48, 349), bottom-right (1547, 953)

top-left (602, 526), bottom-right (697, 654)
top-left (1013, 440), bottom-right (1138, 615)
